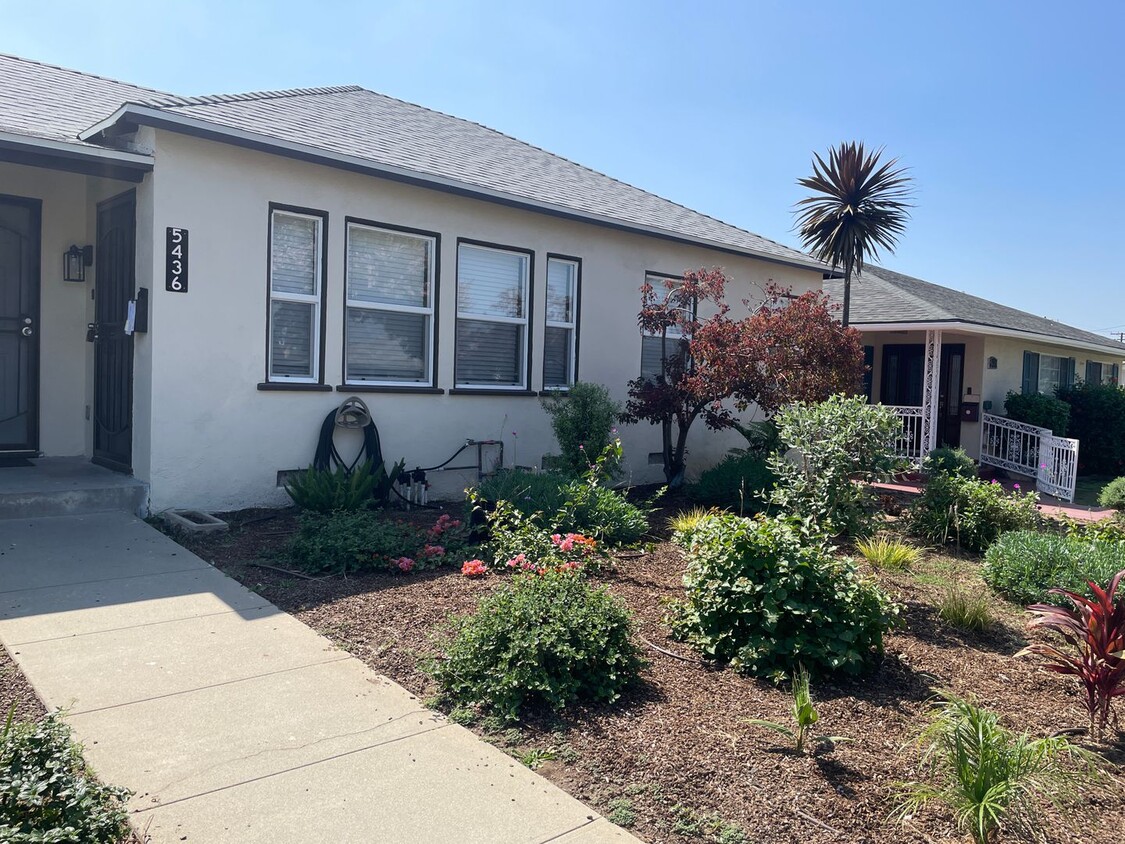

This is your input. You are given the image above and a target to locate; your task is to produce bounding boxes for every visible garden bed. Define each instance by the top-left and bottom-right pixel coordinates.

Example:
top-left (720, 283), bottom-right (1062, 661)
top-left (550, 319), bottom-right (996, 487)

top-left (171, 504), bottom-right (1125, 844)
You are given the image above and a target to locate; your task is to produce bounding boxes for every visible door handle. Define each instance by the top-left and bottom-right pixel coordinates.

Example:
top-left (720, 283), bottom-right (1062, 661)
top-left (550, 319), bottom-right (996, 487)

top-left (21, 326), bottom-right (32, 337)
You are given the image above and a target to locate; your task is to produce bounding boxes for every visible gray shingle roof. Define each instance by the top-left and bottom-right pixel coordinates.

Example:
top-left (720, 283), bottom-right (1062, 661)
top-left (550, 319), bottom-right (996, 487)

top-left (825, 266), bottom-right (1125, 353)
top-left (0, 53), bottom-right (823, 269)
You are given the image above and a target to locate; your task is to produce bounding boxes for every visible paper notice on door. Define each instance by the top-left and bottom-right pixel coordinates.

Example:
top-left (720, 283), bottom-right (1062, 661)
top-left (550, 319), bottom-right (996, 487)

top-left (124, 299), bottom-right (136, 335)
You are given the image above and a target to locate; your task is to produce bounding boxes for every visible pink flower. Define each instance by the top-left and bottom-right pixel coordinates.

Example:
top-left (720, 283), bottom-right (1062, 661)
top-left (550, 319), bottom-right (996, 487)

top-left (461, 559), bottom-right (488, 577)
top-left (506, 553), bottom-right (527, 569)
top-left (1013, 483), bottom-right (1021, 491)
top-left (423, 544), bottom-right (445, 557)
top-left (395, 556), bottom-right (415, 572)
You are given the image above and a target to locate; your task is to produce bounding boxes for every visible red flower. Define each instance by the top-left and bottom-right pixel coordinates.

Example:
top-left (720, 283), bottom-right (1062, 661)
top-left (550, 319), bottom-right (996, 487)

top-left (461, 559), bottom-right (488, 577)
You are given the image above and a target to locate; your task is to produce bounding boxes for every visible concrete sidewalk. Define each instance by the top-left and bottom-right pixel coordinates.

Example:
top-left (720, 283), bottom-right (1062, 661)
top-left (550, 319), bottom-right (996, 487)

top-left (0, 512), bottom-right (639, 843)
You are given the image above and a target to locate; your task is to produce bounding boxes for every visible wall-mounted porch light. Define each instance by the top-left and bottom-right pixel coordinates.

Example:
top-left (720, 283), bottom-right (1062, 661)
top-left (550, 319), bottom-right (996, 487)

top-left (64, 244), bottom-right (93, 282)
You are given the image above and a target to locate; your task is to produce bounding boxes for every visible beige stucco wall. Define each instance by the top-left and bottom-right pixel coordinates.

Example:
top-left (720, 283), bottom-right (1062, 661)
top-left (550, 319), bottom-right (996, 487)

top-left (140, 131), bottom-right (822, 511)
top-left (0, 162), bottom-right (139, 458)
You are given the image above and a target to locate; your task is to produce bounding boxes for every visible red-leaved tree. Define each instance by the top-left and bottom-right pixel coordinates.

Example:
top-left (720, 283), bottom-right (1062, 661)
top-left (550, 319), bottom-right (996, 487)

top-left (621, 268), bottom-right (865, 487)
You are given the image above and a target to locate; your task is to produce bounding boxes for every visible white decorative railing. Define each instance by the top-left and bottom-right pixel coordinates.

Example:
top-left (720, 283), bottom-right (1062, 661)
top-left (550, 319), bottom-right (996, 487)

top-left (979, 413), bottom-right (1079, 502)
top-left (887, 405), bottom-right (925, 467)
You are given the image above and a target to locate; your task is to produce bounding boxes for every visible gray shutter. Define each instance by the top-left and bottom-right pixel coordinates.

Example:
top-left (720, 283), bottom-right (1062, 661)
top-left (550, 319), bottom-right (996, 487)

top-left (1086, 360), bottom-right (1100, 384)
top-left (1063, 358), bottom-right (1076, 389)
top-left (1021, 351), bottom-right (1039, 395)
top-left (1113, 364), bottom-right (1120, 385)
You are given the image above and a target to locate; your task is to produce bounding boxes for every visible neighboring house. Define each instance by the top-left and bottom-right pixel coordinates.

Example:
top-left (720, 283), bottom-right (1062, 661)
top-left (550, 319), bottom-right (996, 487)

top-left (0, 54), bottom-right (828, 512)
top-left (826, 266), bottom-right (1125, 499)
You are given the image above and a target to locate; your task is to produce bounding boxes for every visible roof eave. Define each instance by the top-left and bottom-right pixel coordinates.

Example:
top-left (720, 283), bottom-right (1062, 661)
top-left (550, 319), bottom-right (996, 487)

top-left (849, 319), bottom-right (1125, 358)
top-left (0, 128), bottom-right (152, 181)
top-left (80, 104), bottom-right (828, 274)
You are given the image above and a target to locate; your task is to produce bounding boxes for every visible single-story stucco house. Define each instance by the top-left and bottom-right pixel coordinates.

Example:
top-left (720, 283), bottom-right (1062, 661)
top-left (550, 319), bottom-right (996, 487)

top-left (0, 53), bottom-right (834, 513)
top-left (826, 267), bottom-right (1125, 500)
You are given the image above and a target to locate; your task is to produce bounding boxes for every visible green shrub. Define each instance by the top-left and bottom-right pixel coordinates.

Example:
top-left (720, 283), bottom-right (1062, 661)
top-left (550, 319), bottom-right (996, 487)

top-left (289, 510), bottom-right (469, 575)
top-left (733, 419), bottom-right (782, 458)
top-left (982, 530), bottom-right (1125, 604)
top-left (688, 452), bottom-right (776, 513)
top-left (1, 711), bottom-right (132, 844)
top-left (769, 395), bottom-right (903, 538)
top-left (1003, 390), bottom-right (1070, 436)
top-left (1057, 382), bottom-right (1125, 475)
top-left (476, 469), bottom-right (567, 515)
top-left (473, 498), bottom-right (605, 574)
top-left (541, 382), bottom-right (622, 477)
top-left (430, 571), bottom-right (643, 721)
top-left (670, 513), bottom-right (899, 678)
top-left (905, 476), bottom-right (1041, 552)
top-left (923, 446), bottom-right (977, 480)
top-left (1097, 476), bottom-right (1125, 510)
top-left (284, 459), bottom-right (402, 513)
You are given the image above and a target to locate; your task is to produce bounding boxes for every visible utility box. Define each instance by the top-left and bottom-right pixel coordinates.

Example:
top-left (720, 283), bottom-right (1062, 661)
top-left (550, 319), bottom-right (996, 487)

top-left (961, 401), bottom-right (980, 422)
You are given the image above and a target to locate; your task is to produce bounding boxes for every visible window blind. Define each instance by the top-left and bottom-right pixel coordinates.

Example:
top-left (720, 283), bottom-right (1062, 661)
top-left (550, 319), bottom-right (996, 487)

top-left (271, 215), bottom-right (318, 296)
top-left (269, 210), bottom-right (321, 381)
top-left (456, 244), bottom-right (529, 387)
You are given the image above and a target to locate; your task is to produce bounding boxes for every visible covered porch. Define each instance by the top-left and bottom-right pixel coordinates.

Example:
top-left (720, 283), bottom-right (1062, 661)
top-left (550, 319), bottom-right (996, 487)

top-left (1, 134), bottom-right (152, 504)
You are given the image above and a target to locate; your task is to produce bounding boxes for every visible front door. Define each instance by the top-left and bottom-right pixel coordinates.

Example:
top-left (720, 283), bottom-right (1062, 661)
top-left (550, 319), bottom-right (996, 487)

top-left (92, 191), bottom-right (135, 472)
top-left (938, 343), bottom-right (965, 448)
top-left (0, 195), bottom-right (40, 455)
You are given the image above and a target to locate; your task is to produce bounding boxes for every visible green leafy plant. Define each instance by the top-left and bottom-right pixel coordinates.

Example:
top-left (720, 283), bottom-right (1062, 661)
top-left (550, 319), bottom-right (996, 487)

top-left (1004, 390), bottom-right (1071, 436)
top-left (923, 446), bottom-right (977, 480)
top-left (0, 710), bottom-right (132, 844)
top-left (605, 798), bottom-right (637, 827)
top-left (905, 476), bottom-right (1041, 552)
top-left (288, 510), bottom-right (470, 575)
top-left (855, 535), bottom-right (922, 570)
top-left (429, 570), bottom-right (643, 721)
top-left (668, 506), bottom-right (717, 548)
top-left (1098, 476), bottom-right (1125, 510)
top-left (284, 459), bottom-right (402, 513)
top-left (1018, 569), bottom-right (1125, 740)
top-left (744, 666), bottom-right (848, 753)
top-left (688, 451), bottom-right (776, 514)
top-left (894, 695), bottom-right (1098, 844)
top-left (733, 419), bottom-right (782, 458)
top-left (670, 513), bottom-right (899, 677)
top-left (541, 381), bottom-right (622, 477)
top-left (938, 586), bottom-right (993, 632)
top-left (982, 530), bottom-right (1125, 605)
top-left (1057, 381), bottom-right (1125, 475)
top-left (769, 395), bottom-right (904, 538)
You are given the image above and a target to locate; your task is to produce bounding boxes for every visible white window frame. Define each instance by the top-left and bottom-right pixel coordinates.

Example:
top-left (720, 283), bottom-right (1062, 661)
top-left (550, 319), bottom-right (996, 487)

top-left (344, 222), bottom-right (437, 387)
top-left (268, 208), bottom-right (324, 384)
top-left (640, 272), bottom-right (688, 379)
top-left (455, 242), bottom-right (531, 390)
top-left (543, 256), bottom-right (580, 389)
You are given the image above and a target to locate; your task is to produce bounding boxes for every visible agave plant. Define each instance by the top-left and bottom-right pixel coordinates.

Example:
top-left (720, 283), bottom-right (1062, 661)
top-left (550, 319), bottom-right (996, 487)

top-left (1018, 569), bottom-right (1125, 740)
top-left (795, 141), bottom-right (913, 326)
top-left (895, 695), bottom-right (1098, 844)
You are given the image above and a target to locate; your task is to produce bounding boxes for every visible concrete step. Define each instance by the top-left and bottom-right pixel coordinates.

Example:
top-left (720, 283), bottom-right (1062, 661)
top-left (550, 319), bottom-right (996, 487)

top-left (0, 458), bottom-right (148, 520)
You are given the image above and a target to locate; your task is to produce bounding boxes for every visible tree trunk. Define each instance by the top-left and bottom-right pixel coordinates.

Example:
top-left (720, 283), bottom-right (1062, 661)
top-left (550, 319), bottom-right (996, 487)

top-left (841, 264), bottom-right (852, 328)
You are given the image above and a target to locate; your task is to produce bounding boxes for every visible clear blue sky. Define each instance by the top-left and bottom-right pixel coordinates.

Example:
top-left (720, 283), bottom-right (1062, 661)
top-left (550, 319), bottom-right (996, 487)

top-left (5, 0), bottom-right (1123, 336)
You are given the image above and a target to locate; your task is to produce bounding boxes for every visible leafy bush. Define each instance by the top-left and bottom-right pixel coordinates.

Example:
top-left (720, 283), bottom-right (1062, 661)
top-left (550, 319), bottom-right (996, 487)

top-left (284, 459), bottom-right (402, 513)
top-left (1019, 569), bottom-right (1125, 739)
top-left (923, 446), bottom-right (977, 480)
top-left (670, 513), bottom-right (899, 678)
top-left (688, 451), bottom-right (776, 513)
top-left (769, 395), bottom-right (902, 538)
top-left (1, 711), bottom-right (132, 844)
top-left (894, 695), bottom-right (1097, 844)
top-left (476, 469), bottom-right (566, 515)
top-left (475, 498), bottom-right (604, 574)
top-left (1057, 381), bottom-right (1125, 475)
top-left (430, 571), bottom-right (643, 721)
top-left (855, 535), bottom-right (922, 570)
top-left (937, 586), bottom-right (993, 632)
top-left (289, 510), bottom-right (469, 575)
top-left (1057, 511), bottom-right (1125, 544)
top-left (668, 506), bottom-right (717, 549)
top-left (541, 381), bottom-right (622, 477)
top-left (982, 530), bottom-right (1125, 604)
top-left (1003, 390), bottom-right (1070, 436)
top-left (733, 419), bottom-right (782, 458)
top-left (905, 475), bottom-right (1041, 552)
top-left (1097, 476), bottom-right (1125, 510)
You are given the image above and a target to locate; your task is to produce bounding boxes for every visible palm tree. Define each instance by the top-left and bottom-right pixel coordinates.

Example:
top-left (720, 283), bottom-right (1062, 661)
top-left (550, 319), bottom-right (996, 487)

top-left (795, 142), bottom-right (913, 326)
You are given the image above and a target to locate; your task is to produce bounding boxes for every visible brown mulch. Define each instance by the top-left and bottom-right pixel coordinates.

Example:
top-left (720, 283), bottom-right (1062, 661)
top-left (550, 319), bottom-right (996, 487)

top-left (170, 506), bottom-right (1125, 844)
top-left (1, 641), bottom-right (46, 723)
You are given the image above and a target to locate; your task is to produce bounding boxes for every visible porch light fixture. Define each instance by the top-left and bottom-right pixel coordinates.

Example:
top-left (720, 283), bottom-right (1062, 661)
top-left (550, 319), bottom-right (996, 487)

top-left (64, 244), bottom-right (93, 283)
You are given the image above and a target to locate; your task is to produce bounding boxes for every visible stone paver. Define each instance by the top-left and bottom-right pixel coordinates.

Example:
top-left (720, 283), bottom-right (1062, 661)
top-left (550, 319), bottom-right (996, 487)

top-left (0, 513), bottom-right (640, 844)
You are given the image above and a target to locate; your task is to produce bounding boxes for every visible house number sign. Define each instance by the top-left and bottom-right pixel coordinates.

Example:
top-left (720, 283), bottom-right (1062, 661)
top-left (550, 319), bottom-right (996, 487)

top-left (166, 227), bottom-right (189, 293)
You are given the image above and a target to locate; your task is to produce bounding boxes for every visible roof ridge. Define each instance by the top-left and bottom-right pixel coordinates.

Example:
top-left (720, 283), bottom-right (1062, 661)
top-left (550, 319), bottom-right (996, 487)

top-left (339, 87), bottom-right (815, 262)
top-left (0, 51), bottom-right (171, 97)
top-left (147, 85), bottom-right (364, 109)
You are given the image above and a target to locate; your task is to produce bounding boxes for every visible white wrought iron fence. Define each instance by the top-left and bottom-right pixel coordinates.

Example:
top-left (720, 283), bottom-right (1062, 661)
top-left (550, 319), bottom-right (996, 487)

top-left (887, 405), bottom-right (925, 467)
top-left (979, 413), bottom-right (1078, 502)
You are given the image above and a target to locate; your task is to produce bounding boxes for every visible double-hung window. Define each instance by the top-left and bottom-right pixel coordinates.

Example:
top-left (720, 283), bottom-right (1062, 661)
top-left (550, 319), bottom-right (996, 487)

top-left (640, 273), bottom-right (688, 380)
top-left (455, 242), bottom-right (531, 389)
top-left (1022, 351), bottom-right (1074, 395)
top-left (345, 222), bottom-right (436, 386)
top-left (543, 256), bottom-right (580, 389)
top-left (268, 208), bottom-right (325, 382)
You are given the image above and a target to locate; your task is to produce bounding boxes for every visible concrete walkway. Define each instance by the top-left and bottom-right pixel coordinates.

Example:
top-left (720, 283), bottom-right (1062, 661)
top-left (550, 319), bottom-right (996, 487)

top-left (0, 513), bottom-right (639, 843)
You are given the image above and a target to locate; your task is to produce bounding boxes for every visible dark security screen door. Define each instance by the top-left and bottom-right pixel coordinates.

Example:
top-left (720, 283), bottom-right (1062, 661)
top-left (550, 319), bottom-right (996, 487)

top-left (0, 196), bottom-right (40, 454)
top-left (881, 344), bottom-right (924, 406)
top-left (93, 191), bottom-right (135, 472)
top-left (938, 344), bottom-right (965, 448)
